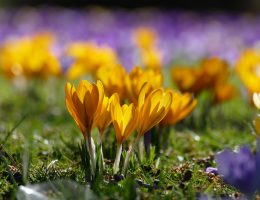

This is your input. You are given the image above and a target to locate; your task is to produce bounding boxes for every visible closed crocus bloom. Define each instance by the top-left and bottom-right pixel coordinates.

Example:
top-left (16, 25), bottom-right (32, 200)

top-left (125, 67), bottom-right (163, 104)
top-left (136, 83), bottom-right (172, 138)
top-left (65, 80), bottom-right (104, 177)
top-left (172, 57), bottom-right (235, 104)
top-left (66, 42), bottom-right (119, 79)
top-left (201, 57), bottom-right (229, 86)
top-left (111, 94), bottom-right (138, 144)
top-left (65, 80), bottom-right (104, 138)
top-left (111, 94), bottom-right (138, 174)
top-left (95, 94), bottom-right (118, 137)
top-left (236, 49), bottom-right (260, 94)
top-left (213, 83), bottom-right (237, 104)
top-left (96, 65), bottom-right (127, 99)
top-left (171, 66), bottom-right (204, 95)
top-left (160, 90), bottom-right (197, 126)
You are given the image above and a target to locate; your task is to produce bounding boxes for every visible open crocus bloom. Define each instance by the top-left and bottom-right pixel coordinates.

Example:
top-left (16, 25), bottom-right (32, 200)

top-left (136, 83), bottom-right (172, 139)
top-left (65, 80), bottom-right (104, 138)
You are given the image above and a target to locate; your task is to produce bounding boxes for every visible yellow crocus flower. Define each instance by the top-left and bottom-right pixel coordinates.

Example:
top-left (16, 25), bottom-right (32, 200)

top-left (160, 90), bottom-right (197, 126)
top-left (110, 93), bottom-right (138, 174)
top-left (95, 94), bottom-right (117, 137)
top-left (96, 65), bottom-right (127, 99)
top-left (172, 57), bottom-right (236, 104)
top-left (110, 94), bottom-right (138, 144)
top-left (140, 48), bottom-right (162, 70)
top-left (133, 27), bottom-right (162, 70)
top-left (171, 66), bottom-right (203, 95)
top-left (134, 27), bottom-right (157, 50)
top-left (213, 83), bottom-right (236, 104)
top-left (236, 49), bottom-right (260, 96)
top-left (0, 33), bottom-right (61, 79)
top-left (66, 42), bottom-right (119, 79)
top-left (65, 79), bottom-right (104, 176)
top-left (125, 66), bottom-right (163, 104)
top-left (65, 80), bottom-right (104, 138)
top-left (136, 83), bottom-right (172, 138)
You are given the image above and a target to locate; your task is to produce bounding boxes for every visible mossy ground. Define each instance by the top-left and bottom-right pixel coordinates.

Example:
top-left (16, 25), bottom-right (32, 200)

top-left (0, 74), bottom-right (257, 199)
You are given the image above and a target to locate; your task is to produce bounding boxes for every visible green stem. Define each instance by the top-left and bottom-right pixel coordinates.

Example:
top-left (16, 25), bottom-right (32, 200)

top-left (98, 132), bottom-right (105, 170)
top-left (86, 135), bottom-right (96, 178)
top-left (113, 143), bottom-right (122, 174)
top-left (122, 138), bottom-right (138, 175)
top-left (138, 137), bottom-right (144, 162)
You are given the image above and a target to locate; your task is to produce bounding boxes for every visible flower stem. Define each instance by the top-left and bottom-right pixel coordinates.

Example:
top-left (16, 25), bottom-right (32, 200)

top-left (98, 132), bottom-right (105, 170)
top-left (86, 135), bottom-right (96, 178)
top-left (122, 139), bottom-right (138, 175)
top-left (113, 143), bottom-right (122, 174)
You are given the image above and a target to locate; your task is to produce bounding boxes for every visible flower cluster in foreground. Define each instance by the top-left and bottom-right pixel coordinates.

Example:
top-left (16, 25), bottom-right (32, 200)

top-left (65, 79), bottom-right (196, 177)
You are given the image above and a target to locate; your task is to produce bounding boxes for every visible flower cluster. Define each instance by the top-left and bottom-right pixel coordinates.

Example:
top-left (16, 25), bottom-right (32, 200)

top-left (171, 57), bottom-right (236, 104)
top-left (65, 77), bottom-right (196, 176)
top-left (0, 33), bottom-right (61, 79)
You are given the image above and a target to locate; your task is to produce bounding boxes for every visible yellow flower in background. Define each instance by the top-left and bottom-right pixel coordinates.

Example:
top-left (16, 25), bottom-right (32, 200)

top-left (110, 94), bottom-right (138, 144)
top-left (213, 83), bottom-right (237, 104)
top-left (201, 57), bottom-right (229, 86)
top-left (96, 65), bottom-right (127, 99)
top-left (133, 27), bottom-right (162, 70)
top-left (136, 83), bottom-right (172, 139)
top-left (171, 66), bottom-right (203, 95)
top-left (94, 94), bottom-right (118, 137)
top-left (134, 27), bottom-right (157, 50)
top-left (65, 80), bottom-right (104, 138)
top-left (125, 67), bottom-right (163, 104)
top-left (140, 48), bottom-right (162, 71)
top-left (66, 42), bottom-right (119, 80)
top-left (160, 90), bottom-right (197, 126)
top-left (171, 57), bottom-right (236, 104)
top-left (236, 49), bottom-right (260, 95)
top-left (0, 33), bottom-right (61, 79)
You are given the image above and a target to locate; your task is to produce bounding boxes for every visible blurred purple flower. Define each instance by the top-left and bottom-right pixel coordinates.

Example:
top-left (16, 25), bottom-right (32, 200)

top-left (215, 145), bottom-right (260, 195)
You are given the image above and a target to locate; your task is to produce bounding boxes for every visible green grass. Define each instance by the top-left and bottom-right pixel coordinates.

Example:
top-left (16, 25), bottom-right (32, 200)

top-left (0, 74), bottom-right (257, 199)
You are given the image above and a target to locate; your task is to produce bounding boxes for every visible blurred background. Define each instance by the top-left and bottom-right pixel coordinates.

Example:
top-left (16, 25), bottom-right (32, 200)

top-left (0, 0), bottom-right (259, 11)
top-left (0, 0), bottom-right (260, 72)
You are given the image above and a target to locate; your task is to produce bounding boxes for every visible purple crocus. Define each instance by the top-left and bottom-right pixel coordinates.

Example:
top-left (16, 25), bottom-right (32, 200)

top-left (215, 145), bottom-right (260, 195)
